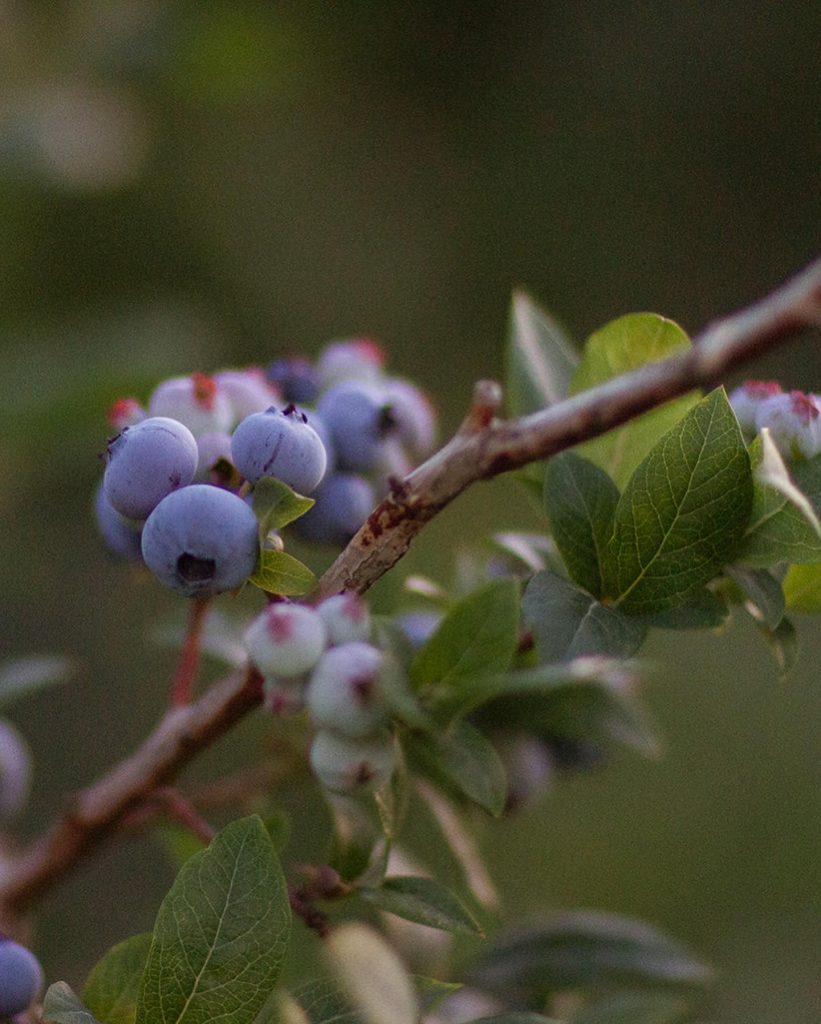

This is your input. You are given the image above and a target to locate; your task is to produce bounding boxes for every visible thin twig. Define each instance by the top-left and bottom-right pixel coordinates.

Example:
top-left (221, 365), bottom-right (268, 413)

top-left (170, 596), bottom-right (211, 707)
top-left (0, 259), bottom-right (818, 919)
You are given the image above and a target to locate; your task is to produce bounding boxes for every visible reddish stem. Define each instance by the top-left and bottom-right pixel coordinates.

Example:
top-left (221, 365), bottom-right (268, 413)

top-left (171, 597), bottom-right (211, 707)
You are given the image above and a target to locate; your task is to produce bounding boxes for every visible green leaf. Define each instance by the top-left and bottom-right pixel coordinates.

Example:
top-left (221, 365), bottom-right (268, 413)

top-left (736, 437), bottom-right (821, 565)
top-left (725, 566), bottom-right (785, 629)
top-left (84, 934), bottom-right (152, 1024)
top-left (468, 911), bottom-right (711, 1007)
top-left (326, 923), bottom-right (418, 1024)
top-left (0, 654), bottom-right (73, 710)
top-left (642, 587), bottom-right (728, 631)
top-left (783, 562), bottom-right (821, 612)
top-left (289, 978), bottom-right (362, 1024)
top-left (410, 579), bottom-right (519, 691)
top-left (570, 991), bottom-right (691, 1024)
top-left (360, 875), bottom-right (483, 935)
top-left (570, 313), bottom-right (699, 488)
top-left (137, 815), bottom-right (291, 1024)
top-left (506, 289), bottom-right (578, 417)
top-left (43, 983), bottom-right (103, 1024)
top-left (253, 476), bottom-right (315, 537)
top-left (606, 389), bottom-right (752, 615)
top-left (522, 571), bottom-right (647, 662)
top-left (408, 720), bottom-right (508, 816)
top-left (249, 549), bottom-right (317, 596)
top-left (544, 453), bottom-right (619, 597)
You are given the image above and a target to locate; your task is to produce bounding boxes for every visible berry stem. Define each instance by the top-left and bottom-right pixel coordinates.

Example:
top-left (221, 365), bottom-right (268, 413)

top-left (171, 597), bottom-right (211, 707)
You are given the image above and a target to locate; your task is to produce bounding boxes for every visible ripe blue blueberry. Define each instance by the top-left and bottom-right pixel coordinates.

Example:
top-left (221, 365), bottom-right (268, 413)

top-left (754, 390), bottom-right (821, 459)
top-left (267, 356), bottom-right (319, 404)
top-left (94, 484), bottom-right (143, 562)
top-left (141, 484), bottom-right (259, 597)
top-left (316, 337), bottom-right (385, 388)
top-left (317, 593), bottom-right (371, 645)
top-left (0, 939), bottom-right (44, 1016)
top-left (306, 642), bottom-right (389, 738)
top-left (149, 373), bottom-right (233, 436)
top-left (317, 380), bottom-right (398, 472)
top-left (103, 416), bottom-right (198, 520)
top-left (309, 728), bottom-right (395, 794)
top-left (244, 603), bottom-right (327, 678)
top-left (231, 405), bottom-right (328, 493)
top-left (0, 719), bottom-right (32, 819)
top-left (382, 377), bottom-right (437, 457)
top-left (295, 473), bottom-right (375, 545)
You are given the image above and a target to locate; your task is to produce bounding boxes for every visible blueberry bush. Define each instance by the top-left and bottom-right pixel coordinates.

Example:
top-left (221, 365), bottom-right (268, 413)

top-left (1, 262), bottom-right (820, 1024)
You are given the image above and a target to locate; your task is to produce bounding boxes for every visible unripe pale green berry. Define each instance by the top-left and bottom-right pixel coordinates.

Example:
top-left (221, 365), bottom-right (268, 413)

top-left (306, 642), bottom-right (389, 738)
top-left (245, 603), bottom-right (327, 678)
top-left (317, 593), bottom-right (371, 645)
top-left (309, 728), bottom-right (395, 794)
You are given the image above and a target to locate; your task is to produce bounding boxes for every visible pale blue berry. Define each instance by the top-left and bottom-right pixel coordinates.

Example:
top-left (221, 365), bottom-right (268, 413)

top-left (754, 390), bottom-right (821, 459)
top-left (309, 728), bottom-right (395, 794)
top-left (0, 939), bottom-right (44, 1016)
top-left (295, 472), bottom-right (375, 545)
top-left (149, 373), bottom-right (233, 436)
top-left (306, 642), bottom-right (389, 738)
top-left (317, 381), bottom-right (398, 472)
top-left (245, 603), bottom-right (327, 678)
top-left (728, 379), bottom-right (782, 434)
top-left (94, 483), bottom-right (143, 562)
top-left (103, 416), bottom-right (198, 520)
top-left (231, 405), bottom-right (328, 493)
top-left (382, 378), bottom-right (437, 457)
top-left (316, 338), bottom-right (385, 388)
top-left (214, 368), bottom-right (279, 425)
top-left (141, 484), bottom-right (259, 597)
top-left (317, 593), bottom-right (371, 645)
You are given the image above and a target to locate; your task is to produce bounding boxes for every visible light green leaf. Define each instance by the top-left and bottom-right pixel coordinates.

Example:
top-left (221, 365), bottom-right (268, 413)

top-left (469, 911), bottom-right (711, 1006)
top-left (137, 815), bottom-right (291, 1024)
top-left (522, 571), bottom-right (647, 663)
top-left (326, 924), bottom-right (418, 1024)
top-left (0, 654), bottom-right (73, 710)
top-left (570, 313), bottom-right (699, 488)
top-left (410, 579), bottom-right (519, 691)
top-left (570, 991), bottom-right (691, 1024)
top-left (783, 562), bottom-right (821, 612)
top-left (84, 933), bottom-right (152, 1024)
top-left (360, 875), bottom-right (482, 935)
top-left (725, 566), bottom-right (785, 629)
top-left (289, 978), bottom-right (362, 1024)
top-left (606, 389), bottom-right (752, 615)
top-left (249, 549), bottom-right (317, 596)
top-left (43, 983), bottom-right (103, 1024)
top-left (544, 452), bottom-right (619, 597)
top-left (736, 436), bottom-right (821, 565)
top-left (506, 289), bottom-right (578, 417)
top-left (409, 720), bottom-right (508, 816)
top-left (253, 476), bottom-right (315, 537)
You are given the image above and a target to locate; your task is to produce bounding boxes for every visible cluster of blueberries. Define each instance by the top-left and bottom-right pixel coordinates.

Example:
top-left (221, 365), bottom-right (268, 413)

top-left (730, 380), bottom-right (821, 460)
top-left (94, 339), bottom-right (436, 596)
top-left (244, 592), bottom-right (400, 795)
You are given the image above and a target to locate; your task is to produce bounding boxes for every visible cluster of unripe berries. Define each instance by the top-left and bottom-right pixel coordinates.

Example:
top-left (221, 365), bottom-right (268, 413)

top-left (94, 340), bottom-right (436, 597)
top-left (244, 593), bottom-right (399, 795)
top-left (730, 380), bottom-right (821, 460)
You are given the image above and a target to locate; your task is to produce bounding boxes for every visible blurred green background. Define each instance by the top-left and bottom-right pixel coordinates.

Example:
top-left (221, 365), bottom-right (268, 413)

top-left (1, 2), bottom-right (819, 1019)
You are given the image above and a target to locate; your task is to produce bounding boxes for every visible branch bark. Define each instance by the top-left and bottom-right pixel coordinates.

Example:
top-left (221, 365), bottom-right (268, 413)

top-left (1, 258), bottom-right (819, 919)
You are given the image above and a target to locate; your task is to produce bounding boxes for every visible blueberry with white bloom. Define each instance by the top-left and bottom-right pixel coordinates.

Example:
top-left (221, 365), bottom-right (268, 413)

top-left (245, 603), bottom-right (327, 678)
top-left (141, 484), bottom-right (259, 597)
top-left (754, 390), bottom-right (821, 460)
top-left (306, 642), bottom-right (389, 738)
top-left (309, 728), bottom-right (395, 794)
top-left (94, 483), bottom-right (143, 562)
top-left (317, 592), bottom-right (371, 645)
top-left (317, 380), bottom-right (398, 472)
top-left (295, 472), bottom-right (375, 545)
top-left (0, 938), bottom-right (44, 1017)
top-left (149, 372), bottom-right (233, 436)
top-left (0, 719), bottom-right (32, 819)
top-left (316, 337), bottom-right (385, 388)
top-left (194, 431), bottom-right (234, 481)
top-left (214, 368), bottom-right (280, 425)
top-left (382, 378), bottom-right (437, 457)
top-left (729, 379), bottom-right (782, 434)
top-left (103, 416), bottom-right (198, 520)
top-left (231, 404), bottom-right (328, 493)
top-left (267, 356), bottom-right (319, 404)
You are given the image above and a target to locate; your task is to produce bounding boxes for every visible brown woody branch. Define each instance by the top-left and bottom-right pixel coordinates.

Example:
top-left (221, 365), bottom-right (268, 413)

top-left (1, 258), bottom-right (819, 921)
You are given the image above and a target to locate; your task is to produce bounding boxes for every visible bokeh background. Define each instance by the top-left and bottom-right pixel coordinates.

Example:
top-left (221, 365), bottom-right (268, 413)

top-left (1, 2), bottom-right (820, 1019)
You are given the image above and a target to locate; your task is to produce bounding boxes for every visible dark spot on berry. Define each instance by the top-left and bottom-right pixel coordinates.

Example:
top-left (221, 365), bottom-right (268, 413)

top-left (177, 553), bottom-right (216, 582)
top-left (354, 761), bottom-right (375, 785)
top-left (351, 674), bottom-right (375, 704)
top-left (377, 405), bottom-right (398, 437)
top-left (283, 403), bottom-right (298, 416)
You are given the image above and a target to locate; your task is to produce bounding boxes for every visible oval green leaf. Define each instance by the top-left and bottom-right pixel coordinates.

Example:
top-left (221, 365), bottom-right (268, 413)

top-left (84, 933), bottom-right (152, 1024)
